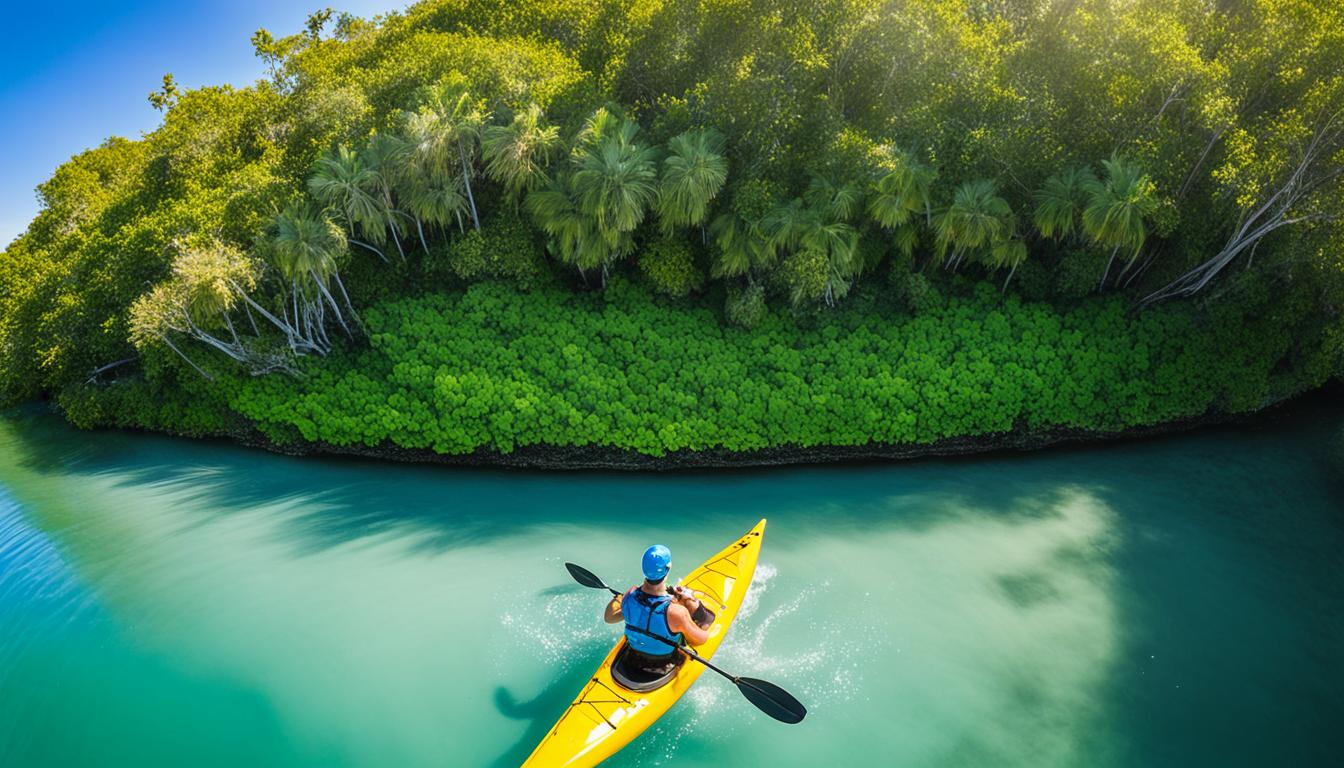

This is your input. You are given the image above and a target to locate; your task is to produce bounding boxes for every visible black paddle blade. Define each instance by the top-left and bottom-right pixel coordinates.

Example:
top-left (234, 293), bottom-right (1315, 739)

top-left (565, 562), bottom-right (614, 593)
top-left (737, 677), bottom-right (807, 724)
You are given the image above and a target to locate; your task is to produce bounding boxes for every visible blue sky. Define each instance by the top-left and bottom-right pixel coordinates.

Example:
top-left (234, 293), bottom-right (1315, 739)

top-left (1, 1), bottom-right (402, 248)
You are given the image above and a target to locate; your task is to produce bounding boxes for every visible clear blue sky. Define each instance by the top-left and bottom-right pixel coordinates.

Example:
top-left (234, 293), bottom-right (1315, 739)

top-left (0, 1), bottom-right (402, 248)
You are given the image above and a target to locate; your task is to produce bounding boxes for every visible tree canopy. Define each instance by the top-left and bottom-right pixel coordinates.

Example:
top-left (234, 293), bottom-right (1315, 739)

top-left (1, 0), bottom-right (1341, 442)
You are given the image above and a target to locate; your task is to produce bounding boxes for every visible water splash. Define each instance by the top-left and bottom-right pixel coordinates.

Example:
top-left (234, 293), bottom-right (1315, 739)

top-left (495, 556), bottom-right (616, 676)
top-left (625, 558), bottom-right (879, 764)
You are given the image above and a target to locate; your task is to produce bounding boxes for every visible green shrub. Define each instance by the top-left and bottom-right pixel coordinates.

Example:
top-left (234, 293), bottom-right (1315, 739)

top-left (725, 282), bottom-right (766, 328)
top-left (731, 179), bottom-right (784, 221)
top-left (344, 247), bottom-right (416, 306)
top-left (434, 212), bottom-right (547, 290)
top-left (1009, 258), bottom-right (1052, 302)
top-left (638, 239), bottom-right (705, 297)
top-left (66, 279), bottom-right (1327, 459)
top-left (1055, 249), bottom-right (1107, 299)
top-left (855, 231), bottom-right (890, 276)
top-left (897, 272), bottom-right (942, 314)
top-left (776, 249), bottom-right (829, 306)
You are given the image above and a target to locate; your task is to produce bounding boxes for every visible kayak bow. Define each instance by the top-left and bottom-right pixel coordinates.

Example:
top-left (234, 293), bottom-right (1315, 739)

top-left (522, 518), bottom-right (768, 767)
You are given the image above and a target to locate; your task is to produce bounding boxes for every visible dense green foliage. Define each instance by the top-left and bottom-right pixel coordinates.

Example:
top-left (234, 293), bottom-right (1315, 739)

top-left (4, 0), bottom-right (1344, 457)
top-left (429, 211), bottom-right (548, 289)
top-left (637, 239), bottom-right (705, 297)
top-left (57, 279), bottom-right (1333, 456)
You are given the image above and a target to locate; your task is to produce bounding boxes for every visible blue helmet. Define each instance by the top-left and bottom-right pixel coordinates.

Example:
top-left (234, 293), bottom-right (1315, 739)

top-left (642, 544), bottom-right (672, 582)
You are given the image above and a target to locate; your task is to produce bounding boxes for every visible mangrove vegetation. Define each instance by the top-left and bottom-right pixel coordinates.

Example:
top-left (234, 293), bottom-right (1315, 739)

top-left (2, 0), bottom-right (1342, 460)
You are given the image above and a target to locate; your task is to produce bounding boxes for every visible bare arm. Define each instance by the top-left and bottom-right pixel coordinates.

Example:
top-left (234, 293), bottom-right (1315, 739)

top-left (603, 591), bottom-right (627, 624)
top-left (666, 600), bottom-right (710, 646)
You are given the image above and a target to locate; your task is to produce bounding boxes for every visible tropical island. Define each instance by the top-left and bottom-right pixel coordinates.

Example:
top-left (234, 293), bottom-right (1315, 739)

top-left (2, 0), bottom-right (1341, 467)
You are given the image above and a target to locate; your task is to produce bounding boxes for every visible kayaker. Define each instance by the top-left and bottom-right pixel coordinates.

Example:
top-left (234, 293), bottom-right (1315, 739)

top-left (603, 544), bottom-right (711, 674)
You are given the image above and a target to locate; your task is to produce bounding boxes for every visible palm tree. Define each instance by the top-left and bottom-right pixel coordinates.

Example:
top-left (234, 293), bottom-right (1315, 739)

top-left (889, 221), bottom-right (919, 260)
top-left (709, 212), bottom-right (768, 278)
top-left (407, 77), bottom-right (489, 230)
top-left (806, 177), bottom-right (862, 221)
top-left (570, 113), bottom-right (659, 280)
top-left (934, 180), bottom-right (1013, 270)
top-left (572, 106), bottom-right (624, 156)
top-left (656, 128), bottom-right (728, 237)
top-left (987, 234), bottom-right (1028, 292)
top-left (175, 245), bottom-right (261, 355)
top-left (868, 148), bottom-right (937, 228)
top-left (360, 132), bottom-right (411, 259)
top-left (403, 170), bottom-right (468, 246)
top-left (527, 173), bottom-right (608, 274)
top-left (762, 197), bottom-right (813, 262)
top-left (708, 179), bottom-right (781, 280)
top-left (130, 282), bottom-right (216, 380)
top-left (1032, 166), bottom-right (1098, 241)
top-left (800, 219), bottom-right (860, 306)
top-left (308, 147), bottom-right (387, 261)
top-left (271, 205), bottom-right (357, 338)
top-left (482, 104), bottom-right (561, 203)
top-left (1083, 156), bottom-right (1158, 288)
top-left (765, 183), bottom-right (862, 306)
top-left (404, 109), bottom-right (453, 175)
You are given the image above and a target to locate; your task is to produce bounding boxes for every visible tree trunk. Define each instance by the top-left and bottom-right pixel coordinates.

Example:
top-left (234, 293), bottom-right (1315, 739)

top-left (345, 212), bottom-right (387, 262)
top-left (311, 269), bottom-right (352, 338)
top-left (350, 238), bottom-right (387, 261)
top-left (292, 282), bottom-right (302, 343)
top-left (330, 270), bottom-right (360, 325)
top-left (1099, 246), bottom-right (1120, 291)
top-left (242, 301), bottom-right (260, 335)
top-left (388, 220), bottom-right (406, 261)
top-left (229, 281), bottom-right (299, 341)
top-left (1002, 262), bottom-right (1019, 294)
top-left (460, 141), bottom-right (481, 231)
top-left (1177, 125), bottom-right (1227, 200)
top-left (183, 316), bottom-right (249, 364)
top-left (415, 217), bottom-right (430, 253)
top-left (85, 357), bottom-right (136, 383)
top-left (223, 313), bottom-right (241, 346)
top-left (162, 336), bottom-right (214, 381)
top-left (1144, 109), bottom-right (1343, 305)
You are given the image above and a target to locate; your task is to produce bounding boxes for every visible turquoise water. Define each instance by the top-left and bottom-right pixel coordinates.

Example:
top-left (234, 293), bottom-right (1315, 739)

top-left (1, 400), bottom-right (1342, 767)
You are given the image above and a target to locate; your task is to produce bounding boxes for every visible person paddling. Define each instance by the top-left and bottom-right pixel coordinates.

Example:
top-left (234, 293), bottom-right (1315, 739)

top-left (604, 544), bottom-right (712, 675)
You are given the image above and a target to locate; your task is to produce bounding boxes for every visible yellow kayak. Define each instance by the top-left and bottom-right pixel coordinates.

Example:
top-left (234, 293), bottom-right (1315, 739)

top-left (522, 518), bottom-right (768, 767)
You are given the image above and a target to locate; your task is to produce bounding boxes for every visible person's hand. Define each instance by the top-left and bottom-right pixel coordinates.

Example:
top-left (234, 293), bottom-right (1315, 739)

top-left (673, 585), bottom-right (700, 609)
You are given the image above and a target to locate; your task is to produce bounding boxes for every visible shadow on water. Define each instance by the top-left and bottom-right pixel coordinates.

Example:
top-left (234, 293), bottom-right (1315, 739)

top-left (489, 662), bottom-right (598, 768)
top-left (0, 403), bottom-right (1114, 558)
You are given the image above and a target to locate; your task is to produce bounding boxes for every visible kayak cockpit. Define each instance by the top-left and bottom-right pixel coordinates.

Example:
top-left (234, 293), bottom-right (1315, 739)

top-left (611, 644), bottom-right (684, 692)
top-left (610, 601), bottom-right (718, 693)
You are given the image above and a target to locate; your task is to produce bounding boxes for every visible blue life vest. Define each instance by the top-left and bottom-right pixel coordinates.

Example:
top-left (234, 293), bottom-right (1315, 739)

top-left (622, 588), bottom-right (682, 656)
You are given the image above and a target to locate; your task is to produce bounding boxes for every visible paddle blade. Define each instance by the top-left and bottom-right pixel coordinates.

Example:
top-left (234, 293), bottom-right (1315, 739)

top-left (737, 677), bottom-right (807, 724)
top-left (565, 562), bottom-right (614, 593)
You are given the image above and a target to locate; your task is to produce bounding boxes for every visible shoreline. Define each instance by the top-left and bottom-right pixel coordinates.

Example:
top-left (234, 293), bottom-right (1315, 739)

top-left (104, 386), bottom-right (1330, 472)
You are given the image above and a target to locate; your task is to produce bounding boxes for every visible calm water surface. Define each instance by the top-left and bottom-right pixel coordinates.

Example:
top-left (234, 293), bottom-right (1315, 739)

top-left (1, 400), bottom-right (1342, 767)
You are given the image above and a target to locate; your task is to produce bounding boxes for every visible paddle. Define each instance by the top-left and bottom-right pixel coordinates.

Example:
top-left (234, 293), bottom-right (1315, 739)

top-left (564, 562), bottom-right (808, 725)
